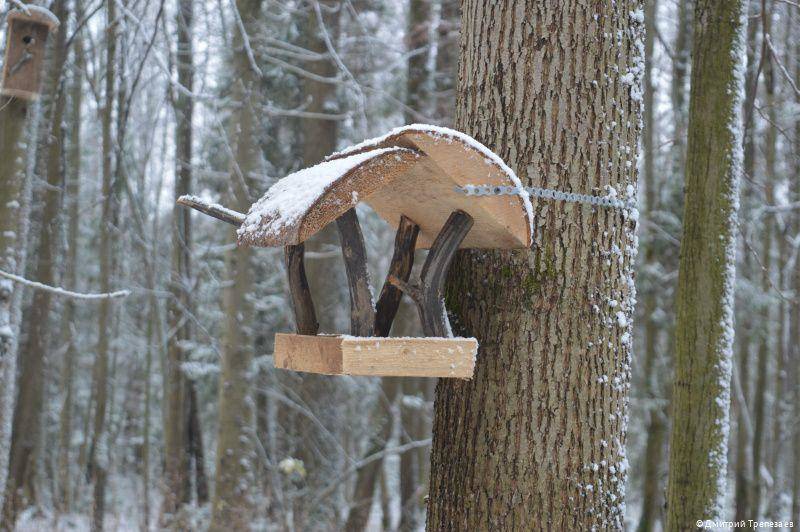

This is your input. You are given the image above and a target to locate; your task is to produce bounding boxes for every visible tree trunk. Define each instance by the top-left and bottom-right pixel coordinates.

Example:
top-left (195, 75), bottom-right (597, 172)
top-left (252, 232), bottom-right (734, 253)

top-left (57, 22), bottom-right (84, 514)
top-left (433, 0), bottom-right (459, 125)
top-left (792, 24), bottom-right (800, 526)
top-left (162, 0), bottom-right (197, 524)
top-left (343, 379), bottom-right (398, 531)
top-left (398, 3), bottom-right (432, 529)
top-left (2, 1), bottom-right (69, 525)
top-left (301, 0), bottom-right (346, 334)
top-left (287, 2), bottom-right (345, 527)
top-left (636, 1), bottom-right (665, 530)
top-left (209, 0), bottom-right (264, 528)
top-left (734, 252), bottom-right (752, 523)
top-left (665, 0), bottom-right (747, 527)
top-left (405, 0), bottom-right (431, 121)
top-left (427, 1), bottom-right (641, 529)
top-left (734, 6), bottom-right (759, 521)
top-left (751, 8), bottom-right (776, 517)
top-left (0, 91), bottom-right (31, 531)
top-left (86, 2), bottom-right (118, 530)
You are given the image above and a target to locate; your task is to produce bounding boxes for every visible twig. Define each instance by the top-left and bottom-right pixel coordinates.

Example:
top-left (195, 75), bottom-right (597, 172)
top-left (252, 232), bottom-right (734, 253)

top-left (314, 439), bottom-right (432, 502)
top-left (177, 195), bottom-right (245, 226)
top-left (765, 35), bottom-right (800, 98)
top-left (0, 269), bottom-right (130, 300)
top-left (229, 0), bottom-right (263, 77)
top-left (736, 221), bottom-right (795, 305)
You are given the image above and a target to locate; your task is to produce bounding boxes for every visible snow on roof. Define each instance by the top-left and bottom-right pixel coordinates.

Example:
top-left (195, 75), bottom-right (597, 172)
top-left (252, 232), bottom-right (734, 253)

top-left (10, 6), bottom-right (60, 28)
top-left (237, 147), bottom-right (416, 247)
top-left (327, 124), bottom-right (534, 239)
top-left (237, 124), bottom-right (534, 249)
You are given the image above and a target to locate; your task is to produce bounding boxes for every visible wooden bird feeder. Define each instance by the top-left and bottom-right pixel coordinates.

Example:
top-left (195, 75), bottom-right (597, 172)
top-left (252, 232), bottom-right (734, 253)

top-left (179, 125), bottom-right (533, 379)
top-left (1, 7), bottom-right (59, 100)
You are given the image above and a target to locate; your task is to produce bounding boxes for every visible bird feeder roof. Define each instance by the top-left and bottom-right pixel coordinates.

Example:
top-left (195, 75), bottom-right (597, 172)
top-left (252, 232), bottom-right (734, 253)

top-left (237, 125), bottom-right (533, 249)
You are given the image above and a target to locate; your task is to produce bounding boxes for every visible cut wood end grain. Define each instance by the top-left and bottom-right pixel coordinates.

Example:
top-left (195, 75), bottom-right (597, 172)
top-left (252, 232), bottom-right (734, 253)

top-left (274, 333), bottom-right (477, 379)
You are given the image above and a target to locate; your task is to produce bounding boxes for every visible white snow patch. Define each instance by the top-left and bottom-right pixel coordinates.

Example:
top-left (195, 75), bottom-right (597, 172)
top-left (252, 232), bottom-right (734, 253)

top-left (13, 5), bottom-right (60, 27)
top-left (238, 147), bottom-right (411, 242)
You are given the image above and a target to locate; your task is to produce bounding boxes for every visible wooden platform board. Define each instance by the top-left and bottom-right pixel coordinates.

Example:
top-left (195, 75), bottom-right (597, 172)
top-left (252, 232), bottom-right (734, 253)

top-left (274, 333), bottom-right (477, 379)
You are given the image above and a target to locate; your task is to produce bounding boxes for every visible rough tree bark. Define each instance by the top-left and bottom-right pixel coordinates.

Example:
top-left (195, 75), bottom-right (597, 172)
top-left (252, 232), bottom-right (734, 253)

top-left (665, 0), bottom-right (747, 528)
top-left (0, 37), bottom-right (38, 530)
top-left (427, 1), bottom-right (642, 529)
top-left (0, 95), bottom-right (28, 518)
top-left (2, 1), bottom-right (68, 526)
top-left (209, 0), bottom-right (263, 528)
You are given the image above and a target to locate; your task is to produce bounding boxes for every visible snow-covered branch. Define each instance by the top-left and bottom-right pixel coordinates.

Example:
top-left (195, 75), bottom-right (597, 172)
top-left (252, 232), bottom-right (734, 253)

top-left (0, 270), bottom-right (130, 300)
top-left (177, 195), bottom-right (245, 226)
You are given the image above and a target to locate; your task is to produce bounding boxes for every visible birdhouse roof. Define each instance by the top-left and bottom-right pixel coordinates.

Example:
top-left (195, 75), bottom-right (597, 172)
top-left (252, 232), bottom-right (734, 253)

top-left (7, 7), bottom-right (60, 30)
top-left (237, 125), bottom-right (534, 249)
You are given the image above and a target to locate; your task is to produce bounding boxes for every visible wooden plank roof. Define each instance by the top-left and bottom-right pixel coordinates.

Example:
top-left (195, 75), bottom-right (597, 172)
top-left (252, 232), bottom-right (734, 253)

top-left (237, 125), bottom-right (533, 249)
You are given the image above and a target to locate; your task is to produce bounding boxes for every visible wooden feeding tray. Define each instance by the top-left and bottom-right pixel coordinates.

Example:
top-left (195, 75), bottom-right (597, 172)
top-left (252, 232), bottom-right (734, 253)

top-left (179, 125), bottom-right (533, 379)
top-left (274, 334), bottom-right (477, 379)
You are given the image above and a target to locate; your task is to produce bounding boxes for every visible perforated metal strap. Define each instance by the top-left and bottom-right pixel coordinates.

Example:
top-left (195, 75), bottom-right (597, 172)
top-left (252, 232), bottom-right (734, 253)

top-left (457, 184), bottom-right (635, 210)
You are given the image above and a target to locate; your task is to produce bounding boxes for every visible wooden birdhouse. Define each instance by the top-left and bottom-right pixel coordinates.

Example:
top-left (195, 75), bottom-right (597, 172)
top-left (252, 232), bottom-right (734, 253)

top-left (179, 125), bottom-right (533, 379)
top-left (1, 7), bottom-right (59, 100)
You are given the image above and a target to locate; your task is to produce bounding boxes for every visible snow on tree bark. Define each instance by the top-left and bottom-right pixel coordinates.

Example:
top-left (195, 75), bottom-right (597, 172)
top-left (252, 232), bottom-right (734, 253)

top-left (426, 1), bottom-right (643, 529)
top-left (0, 95), bottom-right (29, 523)
top-left (1, 0), bottom-right (68, 525)
top-left (665, 0), bottom-right (747, 527)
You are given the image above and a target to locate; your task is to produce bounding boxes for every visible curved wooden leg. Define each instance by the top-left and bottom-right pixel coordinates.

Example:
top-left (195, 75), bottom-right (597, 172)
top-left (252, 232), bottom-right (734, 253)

top-left (374, 215), bottom-right (420, 337)
top-left (388, 210), bottom-right (474, 337)
top-left (336, 208), bottom-right (375, 336)
top-left (284, 243), bottom-right (319, 335)
top-left (418, 210), bottom-right (473, 336)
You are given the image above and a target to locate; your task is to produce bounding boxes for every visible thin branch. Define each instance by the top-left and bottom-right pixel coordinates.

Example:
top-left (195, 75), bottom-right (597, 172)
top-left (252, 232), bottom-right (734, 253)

top-left (229, 0), bottom-right (263, 76)
top-left (736, 221), bottom-right (795, 305)
top-left (765, 34), bottom-right (800, 98)
top-left (312, 0), bottom-right (368, 130)
top-left (314, 439), bottom-right (432, 503)
top-left (0, 270), bottom-right (130, 300)
top-left (177, 195), bottom-right (245, 226)
top-left (65, 0), bottom-right (104, 50)
top-left (261, 103), bottom-right (350, 121)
